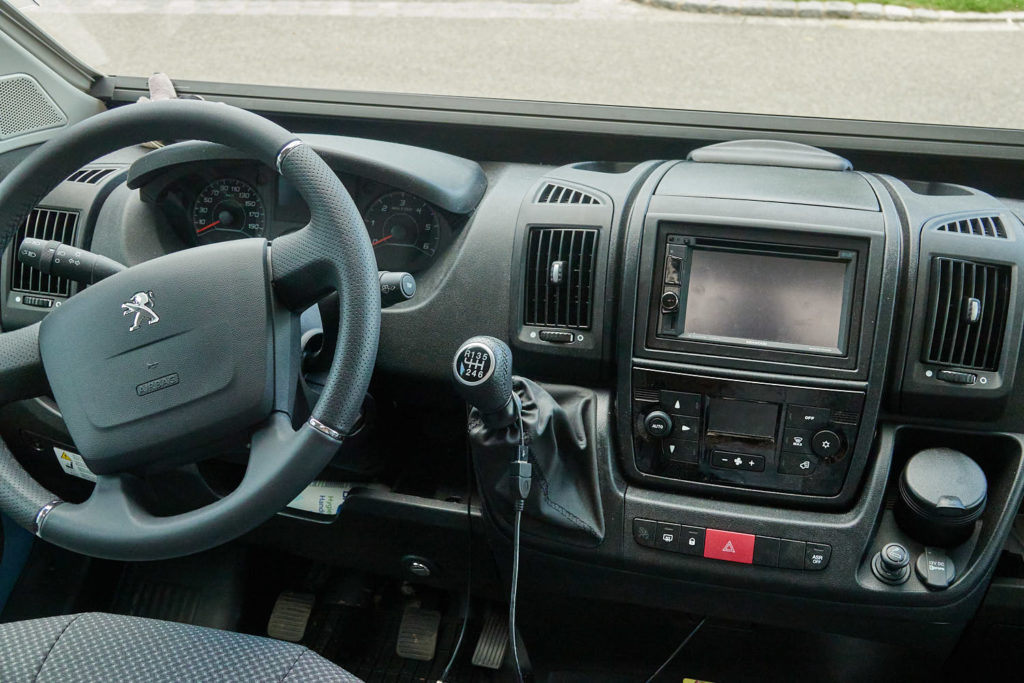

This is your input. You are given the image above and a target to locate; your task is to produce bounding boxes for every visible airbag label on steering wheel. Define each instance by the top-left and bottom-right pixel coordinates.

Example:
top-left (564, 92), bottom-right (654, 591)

top-left (53, 447), bottom-right (97, 482)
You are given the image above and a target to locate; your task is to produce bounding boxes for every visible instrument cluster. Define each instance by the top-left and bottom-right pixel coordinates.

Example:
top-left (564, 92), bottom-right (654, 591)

top-left (150, 161), bottom-right (455, 273)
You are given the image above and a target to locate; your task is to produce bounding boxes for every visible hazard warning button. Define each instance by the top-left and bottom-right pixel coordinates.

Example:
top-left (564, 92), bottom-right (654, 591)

top-left (703, 528), bottom-right (755, 564)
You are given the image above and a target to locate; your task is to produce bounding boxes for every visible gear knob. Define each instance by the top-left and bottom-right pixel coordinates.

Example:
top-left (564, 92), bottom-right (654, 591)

top-left (453, 336), bottom-right (516, 428)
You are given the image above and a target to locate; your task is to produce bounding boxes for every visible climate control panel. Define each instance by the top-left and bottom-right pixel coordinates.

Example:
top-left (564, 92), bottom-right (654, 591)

top-left (631, 368), bottom-right (865, 497)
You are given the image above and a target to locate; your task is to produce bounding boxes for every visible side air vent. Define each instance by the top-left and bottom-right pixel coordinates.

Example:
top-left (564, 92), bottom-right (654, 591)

top-left (10, 208), bottom-right (79, 297)
top-left (67, 167), bottom-right (116, 184)
top-left (923, 257), bottom-right (1010, 371)
top-left (524, 228), bottom-right (598, 329)
top-left (536, 183), bottom-right (602, 206)
top-left (0, 74), bottom-right (67, 140)
top-left (936, 215), bottom-right (1007, 238)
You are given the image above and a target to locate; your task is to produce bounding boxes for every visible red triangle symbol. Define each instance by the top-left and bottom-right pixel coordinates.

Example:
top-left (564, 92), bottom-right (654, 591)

top-left (722, 541), bottom-right (736, 553)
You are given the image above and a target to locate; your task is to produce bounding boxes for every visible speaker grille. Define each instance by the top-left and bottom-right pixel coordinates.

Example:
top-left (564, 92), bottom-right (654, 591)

top-left (0, 74), bottom-right (67, 140)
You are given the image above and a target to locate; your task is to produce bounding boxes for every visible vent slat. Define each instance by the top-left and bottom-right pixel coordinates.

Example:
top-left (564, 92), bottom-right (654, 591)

top-left (924, 256), bottom-right (1009, 372)
top-left (66, 167), bottom-right (115, 184)
top-left (566, 230), bottom-right (578, 328)
top-left (535, 183), bottom-right (602, 206)
top-left (936, 215), bottom-right (1008, 239)
top-left (9, 208), bottom-right (79, 297)
top-left (523, 227), bottom-right (598, 330)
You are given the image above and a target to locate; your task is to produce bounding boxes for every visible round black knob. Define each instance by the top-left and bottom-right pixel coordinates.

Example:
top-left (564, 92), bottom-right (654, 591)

top-left (880, 543), bottom-right (909, 573)
top-left (643, 411), bottom-right (673, 439)
top-left (661, 291), bottom-right (680, 313)
top-left (811, 429), bottom-right (843, 460)
top-left (453, 336), bottom-right (515, 428)
top-left (871, 543), bottom-right (911, 585)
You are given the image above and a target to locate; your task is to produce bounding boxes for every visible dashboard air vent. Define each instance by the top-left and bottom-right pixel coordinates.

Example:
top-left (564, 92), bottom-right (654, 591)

top-left (536, 183), bottom-right (601, 206)
top-left (936, 215), bottom-right (1007, 238)
top-left (66, 167), bottom-right (116, 184)
top-left (524, 227), bottom-right (598, 330)
top-left (10, 208), bottom-right (79, 297)
top-left (923, 257), bottom-right (1010, 371)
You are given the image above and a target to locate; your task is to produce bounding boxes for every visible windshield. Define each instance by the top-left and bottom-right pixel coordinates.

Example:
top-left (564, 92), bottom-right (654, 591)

top-left (12, 0), bottom-right (1024, 129)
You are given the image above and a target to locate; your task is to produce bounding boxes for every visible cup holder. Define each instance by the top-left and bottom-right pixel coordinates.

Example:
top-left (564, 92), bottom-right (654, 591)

top-left (895, 447), bottom-right (988, 548)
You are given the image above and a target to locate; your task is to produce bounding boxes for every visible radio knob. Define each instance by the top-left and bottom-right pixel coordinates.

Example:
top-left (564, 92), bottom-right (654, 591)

top-left (643, 410), bottom-right (673, 439)
top-left (660, 290), bottom-right (680, 313)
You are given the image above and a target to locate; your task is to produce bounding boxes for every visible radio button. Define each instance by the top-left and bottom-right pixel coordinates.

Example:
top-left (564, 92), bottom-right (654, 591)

top-left (779, 540), bottom-right (807, 569)
top-left (633, 518), bottom-right (658, 547)
top-left (753, 536), bottom-right (781, 567)
top-left (786, 405), bottom-right (830, 429)
top-left (660, 391), bottom-right (701, 417)
top-left (678, 526), bottom-right (705, 556)
top-left (663, 440), bottom-right (699, 464)
top-left (711, 452), bottom-right (764, 472)
top-left (672, 415), bottom-right (700, 440)
top-left (656, 522), bottom-right (682, 551)
top-left (782, 429), bottom-right (813, 454)
top-left (779, 452), bottom-right (818, 476)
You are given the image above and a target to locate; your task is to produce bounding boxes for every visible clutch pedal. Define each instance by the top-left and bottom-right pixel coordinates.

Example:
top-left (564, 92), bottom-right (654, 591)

top-left (267, 591), bottom-right (315, 642)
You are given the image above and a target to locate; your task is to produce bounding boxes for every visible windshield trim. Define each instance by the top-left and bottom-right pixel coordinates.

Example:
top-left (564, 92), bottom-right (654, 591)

top-left (99, 75), bottom-right (1024, 164)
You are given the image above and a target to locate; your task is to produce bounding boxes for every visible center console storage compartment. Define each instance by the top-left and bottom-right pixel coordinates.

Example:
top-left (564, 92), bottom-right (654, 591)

top-left (856, 426), bottom-right (1024, 596)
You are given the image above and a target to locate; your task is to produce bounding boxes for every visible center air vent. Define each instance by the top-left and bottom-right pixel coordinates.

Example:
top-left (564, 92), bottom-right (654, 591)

top-left (923, 257), bottom-right (1010, 371)
top-left (936, 215), bottom-right (1007, 238)
top-left (536, 183), bottom-right (602, 205)
top-left (10, 208), bottom-right (79, 297)
top-left (66, 167), bottom-right (116, 184)
top-left (524, 228), bottom-right (598, 329)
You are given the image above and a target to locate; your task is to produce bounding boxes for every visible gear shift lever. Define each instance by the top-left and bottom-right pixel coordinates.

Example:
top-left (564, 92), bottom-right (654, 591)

top-left (452, 336), bottom-right (516, 429)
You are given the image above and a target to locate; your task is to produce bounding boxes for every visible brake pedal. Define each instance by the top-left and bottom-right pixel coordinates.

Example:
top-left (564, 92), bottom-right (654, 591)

top-left (267, 591), bottom-right (315, 642)
top-left (471, 608), bottom-right (508, 670)
top-left (395, 604), bottom-right (442, 661)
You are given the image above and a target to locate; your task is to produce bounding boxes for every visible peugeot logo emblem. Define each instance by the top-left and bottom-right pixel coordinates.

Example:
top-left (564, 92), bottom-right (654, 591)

top-left (121, 291), bottom-right (160, 332)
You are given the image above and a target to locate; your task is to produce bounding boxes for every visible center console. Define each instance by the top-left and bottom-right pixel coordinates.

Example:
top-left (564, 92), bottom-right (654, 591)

top-left (621, 156), bottom-right (895, 507)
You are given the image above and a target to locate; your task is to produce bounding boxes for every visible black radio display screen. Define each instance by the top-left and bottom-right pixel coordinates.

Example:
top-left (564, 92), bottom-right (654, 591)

top-left (682, 248), bottom-right (851, 352)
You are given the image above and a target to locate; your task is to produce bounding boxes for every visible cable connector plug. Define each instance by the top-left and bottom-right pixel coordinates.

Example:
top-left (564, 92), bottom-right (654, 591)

top-left (509, 450), bottom-right (532, 503)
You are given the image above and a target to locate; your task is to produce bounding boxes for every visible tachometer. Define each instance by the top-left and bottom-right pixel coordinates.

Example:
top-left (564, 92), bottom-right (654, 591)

top-left (365, 191), bottom-right (442, 271)
top-left (191, 178), bottom-right (266, 244)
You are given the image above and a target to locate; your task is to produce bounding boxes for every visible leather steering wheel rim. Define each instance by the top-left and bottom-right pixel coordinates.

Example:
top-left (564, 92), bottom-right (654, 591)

top-left (0, 99), bottom-right (380, 560)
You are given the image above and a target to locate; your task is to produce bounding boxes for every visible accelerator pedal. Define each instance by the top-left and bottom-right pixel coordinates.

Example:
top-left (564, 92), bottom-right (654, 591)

top-left (267, 591), bottom-right (315, 642)
top-left (395, 604), bottom-right (442, 661)
top-left (471, 608), bottom-right (508, 670)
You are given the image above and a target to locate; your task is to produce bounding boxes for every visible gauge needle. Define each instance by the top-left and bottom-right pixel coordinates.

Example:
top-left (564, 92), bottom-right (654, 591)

top-left (196, 220), bottom-right (220, 235)
top-left (372, 235), bottom-right (393, 247)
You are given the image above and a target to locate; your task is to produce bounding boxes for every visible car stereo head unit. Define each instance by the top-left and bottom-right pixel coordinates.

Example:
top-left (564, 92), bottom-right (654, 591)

top-left (646, 225), bottom-right (869, 372)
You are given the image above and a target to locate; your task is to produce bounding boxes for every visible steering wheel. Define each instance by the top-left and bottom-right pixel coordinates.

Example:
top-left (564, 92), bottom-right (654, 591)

top-left (0, 100), bottom-right (380, 561)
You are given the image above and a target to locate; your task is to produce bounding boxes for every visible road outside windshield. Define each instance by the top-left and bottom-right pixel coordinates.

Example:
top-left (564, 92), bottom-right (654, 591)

top-left (14, 0), bottom-right (1024, 129)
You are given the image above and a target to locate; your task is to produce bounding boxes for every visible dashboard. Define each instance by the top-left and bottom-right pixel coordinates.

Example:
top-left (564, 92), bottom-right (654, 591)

top-left (4, 129), bottom-right (1024, 663)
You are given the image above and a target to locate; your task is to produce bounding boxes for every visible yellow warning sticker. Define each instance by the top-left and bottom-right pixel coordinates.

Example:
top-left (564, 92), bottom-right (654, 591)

top-left (52, 447), bottom-right (97, 482)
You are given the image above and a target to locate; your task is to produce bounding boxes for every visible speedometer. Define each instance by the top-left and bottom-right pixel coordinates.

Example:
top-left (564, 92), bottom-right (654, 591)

top-left (365, 191), bottom-right (442, 271)
top-left (191, 178), bottom-right (266, 244)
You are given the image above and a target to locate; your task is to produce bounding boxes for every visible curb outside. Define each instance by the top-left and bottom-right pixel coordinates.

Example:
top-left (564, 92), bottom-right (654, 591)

top-left (633, 0), bottom-right (1024, 23)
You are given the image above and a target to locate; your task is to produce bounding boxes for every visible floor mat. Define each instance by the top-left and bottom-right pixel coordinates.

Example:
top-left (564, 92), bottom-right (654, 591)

top-left (302, 587), bottom-right (506, 683)
top-left (110, 545), bottom-right (246, 631)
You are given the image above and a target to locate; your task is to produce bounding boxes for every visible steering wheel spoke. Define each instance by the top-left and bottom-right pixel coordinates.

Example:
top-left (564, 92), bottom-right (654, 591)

top-left (0, 323), bottom-right (49, 406)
